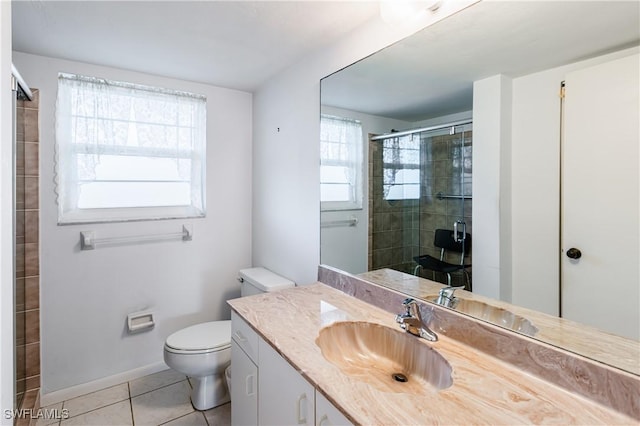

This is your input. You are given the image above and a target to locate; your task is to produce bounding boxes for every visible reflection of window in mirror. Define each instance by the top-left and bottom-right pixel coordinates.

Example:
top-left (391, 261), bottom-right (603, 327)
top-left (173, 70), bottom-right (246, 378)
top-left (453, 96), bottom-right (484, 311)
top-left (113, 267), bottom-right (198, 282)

top-left (382, 134), bottom-right (421, 200)
top-left (320, 115), bottom-right (363, 210)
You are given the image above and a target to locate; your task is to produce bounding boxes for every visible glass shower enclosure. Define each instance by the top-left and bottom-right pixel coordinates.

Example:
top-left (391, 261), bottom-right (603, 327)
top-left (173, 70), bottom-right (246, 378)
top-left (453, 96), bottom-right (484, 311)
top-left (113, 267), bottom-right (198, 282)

top-left (368, 121), bottom-right (473, 288)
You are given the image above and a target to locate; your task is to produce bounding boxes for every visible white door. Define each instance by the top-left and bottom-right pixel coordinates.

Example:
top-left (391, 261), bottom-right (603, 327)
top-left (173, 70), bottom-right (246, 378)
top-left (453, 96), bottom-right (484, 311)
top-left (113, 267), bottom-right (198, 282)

top-left (561, 53), bottom-right (639, 340)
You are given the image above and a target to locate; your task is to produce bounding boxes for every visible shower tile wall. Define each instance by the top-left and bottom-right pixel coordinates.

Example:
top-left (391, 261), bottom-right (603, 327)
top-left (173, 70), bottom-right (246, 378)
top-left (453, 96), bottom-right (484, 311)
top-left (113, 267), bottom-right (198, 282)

top-left (369, 130), bottom-right (472, 288)
top-left (15, 89), bottom-right (40, 411)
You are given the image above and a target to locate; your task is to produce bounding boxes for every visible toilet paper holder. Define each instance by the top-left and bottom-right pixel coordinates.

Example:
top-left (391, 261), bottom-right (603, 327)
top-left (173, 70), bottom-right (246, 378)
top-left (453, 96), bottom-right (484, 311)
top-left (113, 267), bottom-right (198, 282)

top-left (127, 310), bottom-right (155, 333)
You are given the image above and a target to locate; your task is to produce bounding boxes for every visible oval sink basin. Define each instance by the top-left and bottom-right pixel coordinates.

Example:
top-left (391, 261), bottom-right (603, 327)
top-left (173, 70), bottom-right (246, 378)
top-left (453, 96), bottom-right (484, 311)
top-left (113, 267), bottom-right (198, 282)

top-left (316, 321), bottom-right (452, 394)
top-left (430, 296), bottom-right (538, 336)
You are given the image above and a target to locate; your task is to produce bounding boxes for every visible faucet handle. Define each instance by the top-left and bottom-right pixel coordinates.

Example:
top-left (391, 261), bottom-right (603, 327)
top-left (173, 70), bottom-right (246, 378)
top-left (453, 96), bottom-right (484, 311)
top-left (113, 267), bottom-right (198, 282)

top-left (398, 298), bottom-right (438, 342)
top-left (396, 299), bottom-right (414, 323)
top-left (439, 285), bottom-right (465, 300)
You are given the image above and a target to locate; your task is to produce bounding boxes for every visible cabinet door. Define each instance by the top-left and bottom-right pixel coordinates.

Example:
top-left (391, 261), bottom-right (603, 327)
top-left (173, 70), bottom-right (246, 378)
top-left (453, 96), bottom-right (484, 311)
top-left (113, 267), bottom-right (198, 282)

top-left (231, 339), bottom-right (258, 426)
top-left (315, 392), bottom-right (353, 426)
top-left (258, 338), bottom-right (315, 426)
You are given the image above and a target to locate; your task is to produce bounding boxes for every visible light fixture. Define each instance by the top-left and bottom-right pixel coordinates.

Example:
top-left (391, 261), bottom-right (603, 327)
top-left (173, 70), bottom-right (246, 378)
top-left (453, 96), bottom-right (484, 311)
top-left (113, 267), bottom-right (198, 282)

top-left (379, 0), bottom-right (442, 24)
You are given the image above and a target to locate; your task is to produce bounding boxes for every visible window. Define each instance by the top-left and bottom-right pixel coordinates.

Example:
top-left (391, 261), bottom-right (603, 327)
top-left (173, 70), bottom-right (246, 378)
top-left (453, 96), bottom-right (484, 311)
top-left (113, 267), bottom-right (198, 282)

top-left (320, 115), bottom-right (363, 210)
top-left (383, 134), bottom-right (420, 200)
top-left (55, 73), bottom-right (206, 224)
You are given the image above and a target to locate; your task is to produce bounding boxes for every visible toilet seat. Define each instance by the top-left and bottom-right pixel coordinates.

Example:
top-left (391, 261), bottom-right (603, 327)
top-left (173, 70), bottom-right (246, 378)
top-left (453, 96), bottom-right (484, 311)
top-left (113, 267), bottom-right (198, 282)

top-left (165, 321), bottom-right (231, 354)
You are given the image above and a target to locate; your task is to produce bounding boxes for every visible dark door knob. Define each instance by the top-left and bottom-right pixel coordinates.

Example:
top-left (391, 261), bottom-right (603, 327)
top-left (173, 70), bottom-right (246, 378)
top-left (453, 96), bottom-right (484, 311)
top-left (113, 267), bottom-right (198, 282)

top-left (566, 248), bottom-right (582, 259)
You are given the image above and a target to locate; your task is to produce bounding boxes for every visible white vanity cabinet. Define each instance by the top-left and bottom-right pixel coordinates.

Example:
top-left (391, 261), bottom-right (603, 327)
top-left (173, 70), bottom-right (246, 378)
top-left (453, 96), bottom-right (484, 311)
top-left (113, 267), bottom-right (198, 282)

top-left (258, 338), bottom-right (315, 425)
top-left (231, 313), bottom-right (353, 426)
top-left (231, 312), bottom-right (259, 426)
top-left (315, 392), bottom-right (353, 426)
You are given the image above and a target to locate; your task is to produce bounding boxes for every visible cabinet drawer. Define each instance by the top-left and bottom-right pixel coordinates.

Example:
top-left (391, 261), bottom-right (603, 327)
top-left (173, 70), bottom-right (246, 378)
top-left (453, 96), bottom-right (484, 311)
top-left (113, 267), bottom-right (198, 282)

top-left (231, 311), bottom-right (259, 363)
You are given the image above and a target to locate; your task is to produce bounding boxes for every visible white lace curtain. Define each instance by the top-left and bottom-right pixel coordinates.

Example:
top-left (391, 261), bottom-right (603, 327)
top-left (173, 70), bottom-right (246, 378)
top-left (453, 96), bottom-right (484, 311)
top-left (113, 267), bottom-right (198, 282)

top-left (320, 114), bottom-right (363, 209)
top-left (55, 73), bottom-right (206, 222)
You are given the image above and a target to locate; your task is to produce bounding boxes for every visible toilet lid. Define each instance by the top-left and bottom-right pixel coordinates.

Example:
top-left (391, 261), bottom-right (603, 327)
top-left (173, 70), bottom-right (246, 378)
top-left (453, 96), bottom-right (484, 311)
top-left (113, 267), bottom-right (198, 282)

top-left (165, 321), bottom-right (231, 352)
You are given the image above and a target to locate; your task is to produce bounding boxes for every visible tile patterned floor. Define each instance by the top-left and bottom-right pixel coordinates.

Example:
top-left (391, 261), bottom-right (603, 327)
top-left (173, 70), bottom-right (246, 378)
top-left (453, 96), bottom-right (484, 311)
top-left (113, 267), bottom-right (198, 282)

top-left (36, 369), bottom-right (231, 426)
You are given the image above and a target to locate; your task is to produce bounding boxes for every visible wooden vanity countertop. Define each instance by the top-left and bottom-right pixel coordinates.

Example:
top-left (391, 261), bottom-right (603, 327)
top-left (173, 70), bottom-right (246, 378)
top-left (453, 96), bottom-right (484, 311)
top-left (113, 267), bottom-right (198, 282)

top-left (228, 282), bottom-right (636, 425)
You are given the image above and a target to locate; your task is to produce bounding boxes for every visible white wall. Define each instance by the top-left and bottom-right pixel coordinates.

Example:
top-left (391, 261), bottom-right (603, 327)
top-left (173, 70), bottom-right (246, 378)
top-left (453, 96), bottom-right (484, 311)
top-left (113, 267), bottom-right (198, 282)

top-left (320, 105), bottom-right (410, 274)
top-left (12, 52), bottom-right (253, 396)
top-left (412, 110), bottom-right (473, 129)
top-left (510, 46), bottom-right (639, 315)
top-left (472, 74), bottom-right (512, 301)
top-left (1, 2), bottom-right (15, 421)
top-left (252, 2), bottom-right (478, 285)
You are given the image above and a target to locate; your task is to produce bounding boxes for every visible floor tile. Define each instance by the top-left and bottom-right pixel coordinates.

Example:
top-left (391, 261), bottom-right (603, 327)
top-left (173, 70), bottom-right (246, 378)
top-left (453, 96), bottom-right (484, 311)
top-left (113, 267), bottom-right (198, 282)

top-left (161, 411), bottom-right (208, 426)
top-left (34, 402), bottom-right (64, 426)
top-left (129, 368), bottom-right (187, 397)
top-left (131, 380), bottom-right (193, 426)
top-left (61, 400), bottom-right (132, 426)
top-left (204, 402), bottom-right (231, 426)
top-left (34, 419), bottom-right (60, 426)
top-left (62, 383), bottom-right (129, 418)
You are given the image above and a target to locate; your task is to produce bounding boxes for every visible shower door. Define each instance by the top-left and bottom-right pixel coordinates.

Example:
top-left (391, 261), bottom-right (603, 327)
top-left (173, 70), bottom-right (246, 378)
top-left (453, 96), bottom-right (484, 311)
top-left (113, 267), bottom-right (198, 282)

top-left (369, 123), bottom-right (472, 284)
top-left (417, 125), bottom-right (472, 288)
top-left (561, 53), bottom-right (639, 340)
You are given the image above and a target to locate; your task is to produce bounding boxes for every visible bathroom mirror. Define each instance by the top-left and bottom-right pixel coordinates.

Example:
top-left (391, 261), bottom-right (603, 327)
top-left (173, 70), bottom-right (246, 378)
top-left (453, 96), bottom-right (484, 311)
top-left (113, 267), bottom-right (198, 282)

top-left (320, 1), bottom-right (639, 374)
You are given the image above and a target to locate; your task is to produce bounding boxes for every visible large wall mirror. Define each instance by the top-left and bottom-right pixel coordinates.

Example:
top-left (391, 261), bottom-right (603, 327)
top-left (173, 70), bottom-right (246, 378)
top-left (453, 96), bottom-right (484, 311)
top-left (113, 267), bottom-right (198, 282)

top-left (320, 1), bottom-right (639, 375)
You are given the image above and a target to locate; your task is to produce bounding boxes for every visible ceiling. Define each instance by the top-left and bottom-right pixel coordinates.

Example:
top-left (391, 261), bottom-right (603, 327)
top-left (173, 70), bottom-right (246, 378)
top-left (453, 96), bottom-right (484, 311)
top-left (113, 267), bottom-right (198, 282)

top-left (321, 1), bottom-right (640, 122)
top-left (13, 1), bottom-right (640, 117)
top-left (12, 1), bottom-right (380, 92)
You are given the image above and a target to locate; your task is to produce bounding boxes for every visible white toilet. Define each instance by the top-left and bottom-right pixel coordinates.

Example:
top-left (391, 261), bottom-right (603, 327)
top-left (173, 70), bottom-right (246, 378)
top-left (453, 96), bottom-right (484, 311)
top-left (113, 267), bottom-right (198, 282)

top-left (163, 267), bottom-right (294, 411)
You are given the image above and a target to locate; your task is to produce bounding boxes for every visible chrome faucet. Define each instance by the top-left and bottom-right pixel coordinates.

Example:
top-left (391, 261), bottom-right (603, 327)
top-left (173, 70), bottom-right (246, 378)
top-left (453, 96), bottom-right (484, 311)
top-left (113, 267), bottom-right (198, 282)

top-left (395, 298), bottom-right (438, 342)
top-left (434, 285), bottom-right (465, 308)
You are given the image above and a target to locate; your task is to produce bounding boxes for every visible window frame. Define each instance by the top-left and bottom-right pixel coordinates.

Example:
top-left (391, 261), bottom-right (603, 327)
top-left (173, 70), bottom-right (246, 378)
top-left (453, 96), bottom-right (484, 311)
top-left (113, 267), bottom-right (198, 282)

top-left (55, 73), bottom-right (207, 225)
top-left (320, 114), bottom-right (364, 211)
top-left (382, 134), bottom-right (421, 201)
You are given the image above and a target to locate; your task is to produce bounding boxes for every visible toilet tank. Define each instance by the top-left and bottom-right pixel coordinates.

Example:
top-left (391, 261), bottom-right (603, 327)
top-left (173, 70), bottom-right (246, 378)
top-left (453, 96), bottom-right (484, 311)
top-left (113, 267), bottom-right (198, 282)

top-left (239, 267), bottom-right (295, 297)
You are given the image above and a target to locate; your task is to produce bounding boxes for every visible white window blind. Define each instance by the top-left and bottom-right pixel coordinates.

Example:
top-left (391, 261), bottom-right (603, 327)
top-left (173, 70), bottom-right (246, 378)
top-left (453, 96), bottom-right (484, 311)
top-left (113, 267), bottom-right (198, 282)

top-left (320, 115), bottom-right (363, 210)
top-left (383, 134), bottom-right (421, 200)
top-left (55, 73), bottom-right (206, 224)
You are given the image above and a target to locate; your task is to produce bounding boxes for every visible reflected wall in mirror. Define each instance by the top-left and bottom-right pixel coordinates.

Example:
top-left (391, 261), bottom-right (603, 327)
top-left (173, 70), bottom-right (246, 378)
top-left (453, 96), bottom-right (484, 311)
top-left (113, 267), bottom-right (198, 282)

top-left (320, 1), bottom-right (639, 374)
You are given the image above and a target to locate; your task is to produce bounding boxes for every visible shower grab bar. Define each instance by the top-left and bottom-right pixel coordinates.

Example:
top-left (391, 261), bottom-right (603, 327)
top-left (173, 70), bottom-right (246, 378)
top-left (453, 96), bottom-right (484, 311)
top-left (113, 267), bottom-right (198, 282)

top-left (321, 217), bottom-right (358, 228)
top-left (436, 192), bottom-right (472, 200)
top-left (80, 225), bottom-right (192, 250)
top-left (453, 220), bottom-right (467, 243)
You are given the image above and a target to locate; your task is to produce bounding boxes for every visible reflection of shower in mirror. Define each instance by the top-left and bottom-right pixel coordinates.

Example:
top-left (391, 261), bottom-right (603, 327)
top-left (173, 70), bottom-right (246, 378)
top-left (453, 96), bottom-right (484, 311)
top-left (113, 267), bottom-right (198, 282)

top-left (369, 121), bottom-right (472, 289)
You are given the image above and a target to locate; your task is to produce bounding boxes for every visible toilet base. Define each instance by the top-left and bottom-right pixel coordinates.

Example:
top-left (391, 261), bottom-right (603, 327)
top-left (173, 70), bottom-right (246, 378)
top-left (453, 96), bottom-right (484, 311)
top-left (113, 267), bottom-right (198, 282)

top-left (190, 373), bottom-right (230, 411)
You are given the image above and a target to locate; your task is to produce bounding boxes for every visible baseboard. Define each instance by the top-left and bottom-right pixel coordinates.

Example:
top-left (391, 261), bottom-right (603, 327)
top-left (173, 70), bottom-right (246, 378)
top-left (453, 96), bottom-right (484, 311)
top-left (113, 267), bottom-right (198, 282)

top-left (40, 361), bottom-right (168, 407)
